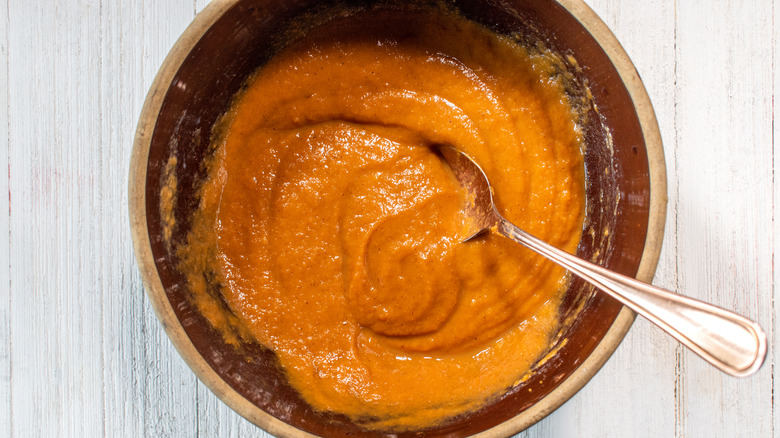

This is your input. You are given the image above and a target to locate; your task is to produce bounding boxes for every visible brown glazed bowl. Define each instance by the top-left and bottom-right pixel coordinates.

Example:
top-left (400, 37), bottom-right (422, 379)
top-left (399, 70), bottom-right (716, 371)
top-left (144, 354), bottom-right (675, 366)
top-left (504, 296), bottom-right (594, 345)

top-left (129, 0), bottom-right (667, 436)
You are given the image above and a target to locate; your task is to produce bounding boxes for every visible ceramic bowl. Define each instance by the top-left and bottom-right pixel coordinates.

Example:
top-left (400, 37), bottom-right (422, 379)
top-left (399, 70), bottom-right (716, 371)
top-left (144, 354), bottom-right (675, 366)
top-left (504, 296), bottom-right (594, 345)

top-left (129, 0), bottom-right (667, 436)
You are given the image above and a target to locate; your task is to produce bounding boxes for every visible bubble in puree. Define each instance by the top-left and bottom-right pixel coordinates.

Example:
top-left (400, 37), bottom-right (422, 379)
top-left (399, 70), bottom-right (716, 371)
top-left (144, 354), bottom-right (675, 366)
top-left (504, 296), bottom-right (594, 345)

top-left (180, 5), bottom-right (586, 431)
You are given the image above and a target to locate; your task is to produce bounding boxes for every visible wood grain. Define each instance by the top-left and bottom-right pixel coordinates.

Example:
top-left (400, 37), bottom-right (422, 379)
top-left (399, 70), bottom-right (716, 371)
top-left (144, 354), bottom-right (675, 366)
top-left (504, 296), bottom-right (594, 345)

top-left (674, 1), bottom-right (774, 436)
top-left (102, 1), bottom-right (199, 436)
top-left (1, 0), bottom-right (775, 437)
top-left (774, 2), bottom-right (780, 436)
top-left (8, 1), bottom-right (103, 435)
top-left (0, 0), bottom-right (9, 437)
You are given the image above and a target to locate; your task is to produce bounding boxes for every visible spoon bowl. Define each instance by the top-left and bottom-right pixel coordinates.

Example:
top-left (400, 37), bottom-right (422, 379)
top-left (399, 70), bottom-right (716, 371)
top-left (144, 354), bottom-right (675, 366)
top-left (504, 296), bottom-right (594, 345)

top-left (436, 145), bottom-right (767, 377)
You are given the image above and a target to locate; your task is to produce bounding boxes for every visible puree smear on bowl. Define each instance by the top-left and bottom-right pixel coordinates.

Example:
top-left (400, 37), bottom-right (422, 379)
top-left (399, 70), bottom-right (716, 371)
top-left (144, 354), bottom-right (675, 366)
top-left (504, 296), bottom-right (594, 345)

top-left (179, 6), bottom-right (586, 431)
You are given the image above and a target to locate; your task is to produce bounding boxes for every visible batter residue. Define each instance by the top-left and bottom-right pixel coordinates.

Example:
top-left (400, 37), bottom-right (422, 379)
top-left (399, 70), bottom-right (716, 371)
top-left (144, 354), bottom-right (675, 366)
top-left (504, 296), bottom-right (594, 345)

top-left (180, 6), bottom-right (585, 430)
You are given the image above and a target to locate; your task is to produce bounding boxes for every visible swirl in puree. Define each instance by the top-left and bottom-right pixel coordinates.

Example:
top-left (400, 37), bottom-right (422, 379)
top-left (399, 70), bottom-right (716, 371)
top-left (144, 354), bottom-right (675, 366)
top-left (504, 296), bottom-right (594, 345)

top-left (181, 6), bottom-right (586, 431)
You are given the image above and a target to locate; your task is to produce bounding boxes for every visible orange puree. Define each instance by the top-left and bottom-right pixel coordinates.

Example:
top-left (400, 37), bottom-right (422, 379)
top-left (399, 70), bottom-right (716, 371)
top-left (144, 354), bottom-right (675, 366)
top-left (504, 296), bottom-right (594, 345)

top-left (180, 6), bottom-right (585, 431)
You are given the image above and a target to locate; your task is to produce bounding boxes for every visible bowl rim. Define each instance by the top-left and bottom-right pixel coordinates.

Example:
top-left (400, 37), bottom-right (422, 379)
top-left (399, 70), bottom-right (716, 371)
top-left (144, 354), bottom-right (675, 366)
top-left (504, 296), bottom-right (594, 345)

top-left (128, 0), bottom-right (667, 436)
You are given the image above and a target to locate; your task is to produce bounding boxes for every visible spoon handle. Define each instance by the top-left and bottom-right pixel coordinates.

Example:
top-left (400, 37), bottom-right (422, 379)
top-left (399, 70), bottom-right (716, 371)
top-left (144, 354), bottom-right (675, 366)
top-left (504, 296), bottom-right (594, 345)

top-left (496, 219), bottom-right (767, 377)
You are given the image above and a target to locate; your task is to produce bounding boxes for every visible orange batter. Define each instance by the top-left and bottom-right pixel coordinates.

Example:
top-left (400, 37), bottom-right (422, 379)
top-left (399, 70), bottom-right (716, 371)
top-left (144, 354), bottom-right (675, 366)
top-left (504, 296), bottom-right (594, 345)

top-left (180, 6), bottom-right (585, 431)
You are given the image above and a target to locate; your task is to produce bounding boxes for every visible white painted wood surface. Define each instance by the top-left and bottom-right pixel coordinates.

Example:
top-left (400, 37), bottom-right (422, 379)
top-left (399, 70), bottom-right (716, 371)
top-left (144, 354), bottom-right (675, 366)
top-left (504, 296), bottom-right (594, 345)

top-left (0, 0), bottom-right (774, 436)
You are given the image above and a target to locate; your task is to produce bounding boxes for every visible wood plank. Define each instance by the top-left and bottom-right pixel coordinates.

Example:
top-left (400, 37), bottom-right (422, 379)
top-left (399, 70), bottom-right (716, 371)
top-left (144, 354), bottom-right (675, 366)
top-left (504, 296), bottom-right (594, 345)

top-left (523, 1), bottom-right (679, 436)
top-left (674, 1), bottom-right (773, 437)
top-left (774, 0), bottom-right (780, 435)
top-left (6, 0), bottom-right (201, 436)
top-left (7, 1), bottom-right (105, 436)
top-left (0, 0), bottom-right (9, 436)
top-left (98, 0), bottom-right (151, 436)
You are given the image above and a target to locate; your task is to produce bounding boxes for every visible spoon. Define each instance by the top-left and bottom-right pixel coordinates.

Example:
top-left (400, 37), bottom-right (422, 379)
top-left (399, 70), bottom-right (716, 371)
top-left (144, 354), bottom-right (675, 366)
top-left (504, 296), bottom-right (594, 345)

top-left (436, 145), bottom-right (767, 377)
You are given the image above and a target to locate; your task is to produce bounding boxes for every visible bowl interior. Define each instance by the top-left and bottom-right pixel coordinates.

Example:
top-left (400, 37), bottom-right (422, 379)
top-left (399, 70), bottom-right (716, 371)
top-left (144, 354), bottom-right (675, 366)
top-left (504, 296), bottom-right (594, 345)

top-left (139, 0), bottom-right (653, 436)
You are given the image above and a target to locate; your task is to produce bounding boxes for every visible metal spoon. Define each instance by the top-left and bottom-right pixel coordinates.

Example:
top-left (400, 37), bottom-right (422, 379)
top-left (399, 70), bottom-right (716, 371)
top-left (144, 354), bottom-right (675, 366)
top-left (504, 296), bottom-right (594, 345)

top-left (436, 145), bottom-right (767, 377)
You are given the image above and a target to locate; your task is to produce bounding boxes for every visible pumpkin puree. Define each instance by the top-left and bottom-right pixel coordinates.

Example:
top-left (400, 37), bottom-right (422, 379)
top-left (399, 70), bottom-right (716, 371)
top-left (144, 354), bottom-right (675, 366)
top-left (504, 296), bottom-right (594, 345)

top-left (180, 7), bottom-right (585, 431)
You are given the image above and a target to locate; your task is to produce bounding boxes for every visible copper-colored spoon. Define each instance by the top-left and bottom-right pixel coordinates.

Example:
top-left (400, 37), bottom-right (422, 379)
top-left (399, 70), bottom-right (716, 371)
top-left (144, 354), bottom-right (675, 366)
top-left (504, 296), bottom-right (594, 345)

top-left (436, 145), bottom-right (766, 377)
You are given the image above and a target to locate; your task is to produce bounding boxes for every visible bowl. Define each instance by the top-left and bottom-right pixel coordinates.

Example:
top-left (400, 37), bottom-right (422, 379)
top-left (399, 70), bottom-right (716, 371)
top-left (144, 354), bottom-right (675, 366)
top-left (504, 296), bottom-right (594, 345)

top-left (128, 0), bottom-right (667, 436)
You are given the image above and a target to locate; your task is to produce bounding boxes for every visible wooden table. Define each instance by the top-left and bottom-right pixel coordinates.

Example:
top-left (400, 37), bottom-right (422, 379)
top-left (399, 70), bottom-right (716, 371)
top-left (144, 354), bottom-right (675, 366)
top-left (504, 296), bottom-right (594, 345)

top-left (1, 1), bottom-right (773, 436)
